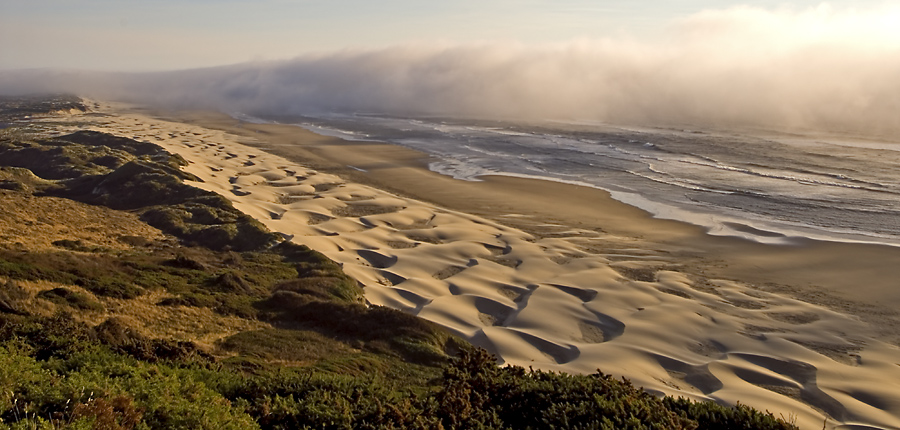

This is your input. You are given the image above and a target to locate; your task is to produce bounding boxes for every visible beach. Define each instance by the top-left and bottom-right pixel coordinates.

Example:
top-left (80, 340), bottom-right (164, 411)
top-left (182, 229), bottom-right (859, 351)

top-left (51, 102), bottom-right (900, 429)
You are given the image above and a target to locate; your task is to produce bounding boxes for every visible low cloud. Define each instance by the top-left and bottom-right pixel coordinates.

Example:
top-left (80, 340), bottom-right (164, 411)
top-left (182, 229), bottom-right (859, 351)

top-left (3, 4), bottom-right (900, 136)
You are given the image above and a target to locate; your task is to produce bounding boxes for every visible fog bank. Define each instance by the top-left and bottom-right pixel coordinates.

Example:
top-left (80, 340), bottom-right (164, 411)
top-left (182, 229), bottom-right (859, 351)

top-left (3, 5), bottom-right (900, 135)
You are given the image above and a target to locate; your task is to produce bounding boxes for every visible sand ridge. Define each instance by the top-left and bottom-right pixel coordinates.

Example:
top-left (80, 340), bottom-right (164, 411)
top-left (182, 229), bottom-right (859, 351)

top-left (43, 102), bottom-right (900, 430)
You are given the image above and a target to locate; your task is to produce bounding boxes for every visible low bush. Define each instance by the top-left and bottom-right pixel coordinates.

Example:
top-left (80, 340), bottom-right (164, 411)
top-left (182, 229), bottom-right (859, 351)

top-left (273, 276), bottom-right (361, 303)
top-left (430, 348), bottom-right (797, 430)
top-left (218, 329), bottom-right (354, 362)
top-left (36, 287), bottom-right (104, 312)
top-left (0, 280), bottom-right (31, 315)
top-left (258, 293), bottom-right (456, 365)
top-left (52, 239), bottom-right (105, 253)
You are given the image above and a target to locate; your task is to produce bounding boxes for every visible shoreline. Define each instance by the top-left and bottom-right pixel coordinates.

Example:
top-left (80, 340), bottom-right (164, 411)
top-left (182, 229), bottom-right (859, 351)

top-left (68, 103), bottom-right (900, 429)
top-left (278, 115), bottom-right (900, 250)
top-left (170, 109), bottom-right (900, 344)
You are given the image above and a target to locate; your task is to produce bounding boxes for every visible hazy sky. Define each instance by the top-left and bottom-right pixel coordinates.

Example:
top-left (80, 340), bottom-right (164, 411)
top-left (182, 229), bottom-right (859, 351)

top-left (2, 1), bottom-right (899, 135)
top-left (0, 0), bottom-right (893, 71)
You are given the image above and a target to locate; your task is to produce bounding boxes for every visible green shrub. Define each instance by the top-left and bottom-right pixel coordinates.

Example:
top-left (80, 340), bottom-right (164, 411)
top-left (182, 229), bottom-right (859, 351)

top-left (51, 239), bottom-right (105, 253)
top-left (0, 280), bottom-right (31, 315)
top-left (431, 349), bottom-right (798, 430)
top-left (258, 294), bottom-right (453, 365)
top-left (273, 276), bottom-right (361, 303)
top-left (157, 293), bottom-right (218, 309)
top-left (218, 329), bottom-right (353, 362)
top-left (213, 294), bottom-right (258, 318)
top-left (663, 397), bottom-right (798, 430)
top-left (36, 288), bottom-right (104, 312)
top-left (77, 276), bottom-right (143, 300)
top-left (0, 256), bottom-right (77, 285)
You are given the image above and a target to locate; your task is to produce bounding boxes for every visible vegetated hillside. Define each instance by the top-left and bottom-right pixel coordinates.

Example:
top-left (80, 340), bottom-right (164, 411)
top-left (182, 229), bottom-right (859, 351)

top-left (0, 96), bottom-right (798, 429)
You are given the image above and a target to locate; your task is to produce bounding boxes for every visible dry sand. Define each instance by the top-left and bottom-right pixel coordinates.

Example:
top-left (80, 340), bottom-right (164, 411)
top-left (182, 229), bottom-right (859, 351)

top-left (41, 102), bottom-right (900, 430)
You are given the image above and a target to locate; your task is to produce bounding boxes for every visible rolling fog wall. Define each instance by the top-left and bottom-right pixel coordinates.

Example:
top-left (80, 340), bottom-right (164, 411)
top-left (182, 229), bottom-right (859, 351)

top-left (3, 5), bottom-right (900, 136)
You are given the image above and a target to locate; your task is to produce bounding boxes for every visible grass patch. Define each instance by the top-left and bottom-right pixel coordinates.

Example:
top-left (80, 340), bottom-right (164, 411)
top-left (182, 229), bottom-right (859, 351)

top-left (258, 293), bottom-right (459, 365)
top-left (51, 239), bottom-right (105, 253)
top-left (0, 280), bottom-right (31, 315)
top-left (36, 287), bottom-right (104, 312)
top-left (218, 328), bottom-right (354, 362)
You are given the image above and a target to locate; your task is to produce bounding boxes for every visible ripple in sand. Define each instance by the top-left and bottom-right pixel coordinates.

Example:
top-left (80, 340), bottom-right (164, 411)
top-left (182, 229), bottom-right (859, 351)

top-left (510, 329), bottom-right (580, 364)
top-left (789, 339), bottom-right (864, 366)
top-left (613, 266), bottom-right (657, 282)
top-left (230, 186), bottom-right (251, 196)
top-left (267, 179), bottom-right (306, 187)
top-left (314, 183), bottom-right (342, 192)
top-left (734, 354), bottom-right (847, 420)
top-left (551, 284), bottom-right (598, 302)
top-left (658, 287), bottom-right (693, 299)
top-left (685, 278), bottom-right (724, 296)
top-left (478, 313), bottom-right (500, 326)
top-left (277, 194), bottom-right (313, 204)
top-left (767, 311), bottom-right (821, 325)
top-left (728, 299), bottom-right (769, 310)
top-left (655, 357), bottom-right (723, 395)
top-left (356, 249), bottom-right (398, 269)
top-left (385, 240), bottom-right (417, 249)
top-left (578, 321), bottom-right (607, 343)
top-left (337, 194), bottom-right (377, 202)
top-left (378, 270), bottom-right (407, 286)
top-left (404, 232), bottom-right (443, 244)
top-left (549, 254), bottom-right (585, 265)
top-left (484, 255), bottom-right (521, 268)
top-left (584, 312), bottom-right (626, 342)
top-left (498, 285), bottom-right (529, 302)
top-left (687, 339), bottom-right (728, 359)
top-left (305, 212), bottom-right (333, 225)
top-left (473, 297), bottom-right (515, 327)
top-left (484, 243), bottom-right (510, 255)
top-left (331, 204), bottom-right (403, 218)
top-left (739, 325), bottom-right (795, 341)
top-left (433, 265), bottom-right (465, 280)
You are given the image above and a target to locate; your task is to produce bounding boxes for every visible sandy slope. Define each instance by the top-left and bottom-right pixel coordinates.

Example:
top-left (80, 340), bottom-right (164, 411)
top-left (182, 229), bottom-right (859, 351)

top-left (40, 102), bottom-right (900, 430)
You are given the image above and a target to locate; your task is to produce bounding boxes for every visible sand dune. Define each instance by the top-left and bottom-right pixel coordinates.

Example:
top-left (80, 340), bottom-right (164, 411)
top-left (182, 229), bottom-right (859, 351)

top-left (38, 102), bottom-right (900, 429)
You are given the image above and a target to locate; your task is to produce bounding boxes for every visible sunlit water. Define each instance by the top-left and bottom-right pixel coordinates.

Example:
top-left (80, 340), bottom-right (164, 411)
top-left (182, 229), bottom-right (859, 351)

top-left (243, 112), bottom-right (900, 247)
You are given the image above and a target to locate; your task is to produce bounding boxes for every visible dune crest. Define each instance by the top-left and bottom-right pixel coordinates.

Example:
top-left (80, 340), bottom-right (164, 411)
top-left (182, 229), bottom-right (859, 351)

top-left (42, 102), bottom-right (900, 430)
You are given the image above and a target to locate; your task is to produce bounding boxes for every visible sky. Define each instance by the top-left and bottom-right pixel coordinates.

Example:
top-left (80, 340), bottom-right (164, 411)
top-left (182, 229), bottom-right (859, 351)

top-left (2, 1), bottom-right (899, 135)
top-left (0, 0), bottom-right (894, 71)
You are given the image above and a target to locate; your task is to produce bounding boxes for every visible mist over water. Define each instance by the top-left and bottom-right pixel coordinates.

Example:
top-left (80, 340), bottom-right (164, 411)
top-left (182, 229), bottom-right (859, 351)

top-left (2, 5), bottom-right (900, 136)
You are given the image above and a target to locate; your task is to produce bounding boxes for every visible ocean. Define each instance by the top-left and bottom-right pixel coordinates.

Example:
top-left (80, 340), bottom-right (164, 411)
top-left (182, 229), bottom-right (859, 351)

top-left (245, 112), bottom-right (900, 247)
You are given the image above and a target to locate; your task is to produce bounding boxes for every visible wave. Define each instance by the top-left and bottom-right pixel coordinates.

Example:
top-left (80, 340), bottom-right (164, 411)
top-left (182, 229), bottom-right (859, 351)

top-left (674, 158), bottom-right (900, 195)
